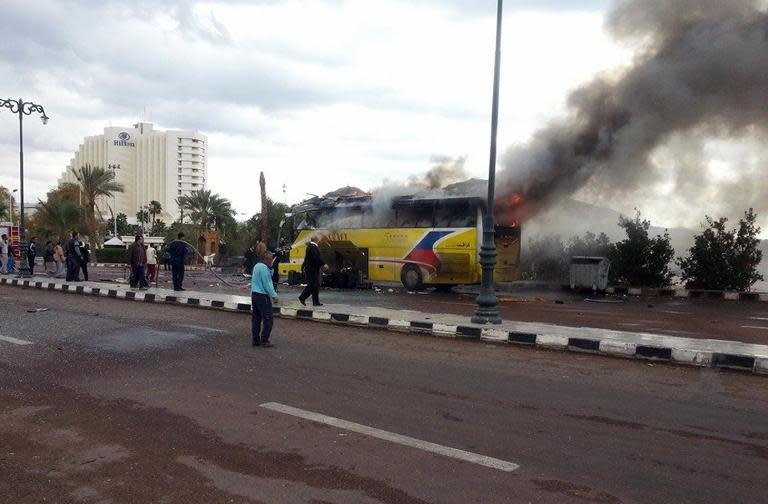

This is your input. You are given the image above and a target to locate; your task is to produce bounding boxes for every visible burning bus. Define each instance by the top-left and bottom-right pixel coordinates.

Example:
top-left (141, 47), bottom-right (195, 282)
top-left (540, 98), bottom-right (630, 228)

top-left (277, 181), bottom-right (521, 290)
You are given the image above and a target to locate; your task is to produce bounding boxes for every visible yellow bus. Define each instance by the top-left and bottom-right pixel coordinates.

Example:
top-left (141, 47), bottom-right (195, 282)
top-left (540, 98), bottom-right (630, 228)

top-left (278, 194), bottom-right (520, 290)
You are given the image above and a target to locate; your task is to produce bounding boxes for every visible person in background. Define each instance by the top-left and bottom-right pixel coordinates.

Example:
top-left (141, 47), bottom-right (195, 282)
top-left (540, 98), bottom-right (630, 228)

top-left (146, 243), bottom-right (158, 283)
top-left (43, 241), bottom-right (55, 276)
top-left (299, 235), bottom-right (326, 307)
top-left (27, 237), bottom-right (37, 275)
top-left (251, 249), bottom-right (278, 347)
top-left (0, 234), bottom-right (8, 275)
top-left (243, 244), bottom-right (256, 276)
top-left (6, 243), bottom-right (15, 274)
top-left (166, 232), bottom-right (189, 291)
top-left (54, 240), bottom-right (65, 278)
top-left (65, 231), bottom-right (82, 282)
top-left (271, 245), bottom-right (284, 292)
top-left (127, 235), bottom-right (148, 289)
top-left (80, 242), bottom-right (90, 281)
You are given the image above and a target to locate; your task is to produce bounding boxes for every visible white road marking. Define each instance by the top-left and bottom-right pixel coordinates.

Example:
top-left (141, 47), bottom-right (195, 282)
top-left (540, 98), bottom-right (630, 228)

top-left (176, 324), bottom-right (226, 333)
top-left (260, 402), bottom-right (519, 472)
top-left (741, 325), bottom-right (768, 330)
top-left (0, 335), bottom-right (33, 346)
top-left (749, 317), bottom-right (768, 321)
top-left (661, 310), bottom-right (689, 315)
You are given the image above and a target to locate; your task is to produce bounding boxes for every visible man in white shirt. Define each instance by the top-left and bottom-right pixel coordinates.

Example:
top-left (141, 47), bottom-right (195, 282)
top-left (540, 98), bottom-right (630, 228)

top-left (0, 234), bottom-right (8, 274)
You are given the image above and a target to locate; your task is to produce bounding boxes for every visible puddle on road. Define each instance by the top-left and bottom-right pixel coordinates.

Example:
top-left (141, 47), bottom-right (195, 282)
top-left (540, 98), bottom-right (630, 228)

top-left (83, 327), bottom-right (198, 353)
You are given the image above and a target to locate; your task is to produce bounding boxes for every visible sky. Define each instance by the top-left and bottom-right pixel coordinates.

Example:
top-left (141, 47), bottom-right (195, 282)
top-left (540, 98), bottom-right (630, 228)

top-left (0, 0), bottom-right (630, 220)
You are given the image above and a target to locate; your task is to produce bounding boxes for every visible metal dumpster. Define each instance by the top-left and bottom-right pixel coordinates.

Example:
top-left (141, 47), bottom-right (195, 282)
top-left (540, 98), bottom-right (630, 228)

top-left (569, 256), bottom-right (610, 291)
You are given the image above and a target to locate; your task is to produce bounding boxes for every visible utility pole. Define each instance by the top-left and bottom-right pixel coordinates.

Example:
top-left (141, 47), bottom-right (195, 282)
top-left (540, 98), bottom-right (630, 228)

top-left (259, 172), bottom-right (269, 243)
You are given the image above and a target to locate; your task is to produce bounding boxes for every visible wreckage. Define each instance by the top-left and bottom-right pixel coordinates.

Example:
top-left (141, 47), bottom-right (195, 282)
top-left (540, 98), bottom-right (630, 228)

top-left (278, 181), bottom-right (521, 290)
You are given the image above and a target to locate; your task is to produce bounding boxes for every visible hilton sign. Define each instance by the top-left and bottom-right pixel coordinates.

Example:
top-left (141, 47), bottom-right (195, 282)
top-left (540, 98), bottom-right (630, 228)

top-left (113, 131), bottom-right (136, 147)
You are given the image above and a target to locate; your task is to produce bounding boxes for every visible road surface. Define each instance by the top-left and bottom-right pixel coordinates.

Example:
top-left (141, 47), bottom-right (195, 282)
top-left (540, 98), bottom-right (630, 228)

top-left (1, 286), bottom-right (767, 503)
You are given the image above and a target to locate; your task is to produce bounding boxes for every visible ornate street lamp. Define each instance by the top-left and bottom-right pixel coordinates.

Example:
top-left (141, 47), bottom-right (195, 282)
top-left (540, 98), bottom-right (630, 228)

top-left (0, 98), bottom-right (49, 278)
top-left (472, 0), bottom-right (504, 325)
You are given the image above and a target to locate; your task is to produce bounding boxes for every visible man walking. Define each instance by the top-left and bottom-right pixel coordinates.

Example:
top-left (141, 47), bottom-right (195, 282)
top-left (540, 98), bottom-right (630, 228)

top-left (0, 234), bottom-right (8, 275)
top-left (251, 250), bottom-right (278, 347)
top-left (65, 231), bottom-right (82, 282)
top-left (27, 236), bottom-right (37, 276)
top-left (298, 234), bottom-right (326, 307)
top-left (128, 235), bottom-right (148, 289)
top-left (166, 232), bottom-right (189, 291)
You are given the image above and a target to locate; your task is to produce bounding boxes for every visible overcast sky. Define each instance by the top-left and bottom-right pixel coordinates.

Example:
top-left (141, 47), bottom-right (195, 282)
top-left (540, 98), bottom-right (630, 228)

top-left (1, 0), bottom-right (629, 220)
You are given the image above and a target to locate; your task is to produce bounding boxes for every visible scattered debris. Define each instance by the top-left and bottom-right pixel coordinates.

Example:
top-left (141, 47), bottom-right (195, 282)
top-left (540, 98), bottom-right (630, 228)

top-left (554, 300), bottom-right (565, 304)
top-left (584, 298), bottom-right (625, 304)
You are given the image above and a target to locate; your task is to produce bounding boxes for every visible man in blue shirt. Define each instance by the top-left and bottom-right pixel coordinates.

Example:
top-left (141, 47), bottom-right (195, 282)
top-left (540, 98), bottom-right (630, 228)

top-left (251, 250), bottom-right (279, 347)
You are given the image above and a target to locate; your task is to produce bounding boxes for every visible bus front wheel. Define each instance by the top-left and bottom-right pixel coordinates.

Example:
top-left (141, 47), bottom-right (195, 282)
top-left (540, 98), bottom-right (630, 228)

top-left (401, 264), bottom-right (424, 291)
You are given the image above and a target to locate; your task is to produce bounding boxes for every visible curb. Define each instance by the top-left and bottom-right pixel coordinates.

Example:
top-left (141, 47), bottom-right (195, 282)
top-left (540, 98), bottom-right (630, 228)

top-left (3, 276), bottom-right (766, 377)
top-left (606, 286), bottom-right (767, 302)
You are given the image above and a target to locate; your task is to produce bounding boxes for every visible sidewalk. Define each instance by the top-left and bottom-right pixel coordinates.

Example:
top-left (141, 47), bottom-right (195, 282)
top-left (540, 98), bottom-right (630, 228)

top-left (2, 275), bottom-right (767, 376)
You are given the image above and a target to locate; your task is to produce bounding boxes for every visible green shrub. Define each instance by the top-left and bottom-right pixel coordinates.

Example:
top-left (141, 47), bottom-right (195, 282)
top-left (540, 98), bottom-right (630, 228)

top-left (94, 248), bottom-right (128, 264)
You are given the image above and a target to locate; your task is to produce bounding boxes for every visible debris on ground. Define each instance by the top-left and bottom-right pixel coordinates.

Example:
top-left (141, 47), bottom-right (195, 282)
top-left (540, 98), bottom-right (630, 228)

top-left (585, 298), bottom-right (625, 304)
top-left (555, 300), bottom-right (565, 304)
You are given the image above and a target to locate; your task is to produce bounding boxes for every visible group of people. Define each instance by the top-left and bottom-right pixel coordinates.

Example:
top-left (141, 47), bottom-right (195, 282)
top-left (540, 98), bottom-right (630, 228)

top-left (126, 232), bottom-right (191, 291)
top-left (0, 232), bottom-right (91, 280)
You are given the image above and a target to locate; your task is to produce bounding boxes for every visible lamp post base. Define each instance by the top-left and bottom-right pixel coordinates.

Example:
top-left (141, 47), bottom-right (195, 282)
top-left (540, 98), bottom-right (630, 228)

top-left (16, 238), bottom-right (31, 278)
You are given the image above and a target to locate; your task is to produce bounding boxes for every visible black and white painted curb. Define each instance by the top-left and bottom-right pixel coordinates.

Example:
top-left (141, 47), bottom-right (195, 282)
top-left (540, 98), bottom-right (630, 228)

top-left (605, 286), bottom-right (768, 302)
top-left (3, 276), bottom-right (766, 376)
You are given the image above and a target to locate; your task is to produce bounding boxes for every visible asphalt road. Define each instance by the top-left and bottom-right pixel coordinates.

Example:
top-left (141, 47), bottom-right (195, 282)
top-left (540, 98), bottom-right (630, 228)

top-left (2, 286), bottom-right (767, 503)
top-left (81, 265), bottom-right (768, 344)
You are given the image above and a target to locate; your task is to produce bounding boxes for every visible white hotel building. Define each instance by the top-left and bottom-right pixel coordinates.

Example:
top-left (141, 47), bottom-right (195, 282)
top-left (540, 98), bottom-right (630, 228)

top-left (58, 122), bottom-right (207, 223)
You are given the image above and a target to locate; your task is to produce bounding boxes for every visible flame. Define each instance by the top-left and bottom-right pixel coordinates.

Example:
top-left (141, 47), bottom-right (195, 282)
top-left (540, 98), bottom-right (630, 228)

top-left (494, 193), bottom-right (524, 227)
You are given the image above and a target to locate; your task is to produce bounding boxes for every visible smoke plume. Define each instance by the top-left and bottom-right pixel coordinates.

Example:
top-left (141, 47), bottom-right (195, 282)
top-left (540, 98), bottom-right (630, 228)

top-left (496, 0), bottom-right (768, 226)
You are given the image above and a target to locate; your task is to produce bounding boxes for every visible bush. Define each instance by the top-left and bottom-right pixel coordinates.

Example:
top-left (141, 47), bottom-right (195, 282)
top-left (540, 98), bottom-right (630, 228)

top-left (677, 209), bottom-right (763, 291)
top-left (94, 248), bottom-right (128, 264)
top-left (609, 211), bottom-right (675, 287)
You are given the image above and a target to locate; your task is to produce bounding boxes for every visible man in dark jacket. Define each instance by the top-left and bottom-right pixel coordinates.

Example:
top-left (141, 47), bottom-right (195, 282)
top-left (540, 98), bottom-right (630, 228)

top-left (166, 232), bottom-right (189, 291)
top-left (298, 235), bottom-right (326, 306)
top-left (27, 236), bottom-right (37, 276)
top-left (79, 242), bottom-right (90, 281)
top-left (65, 231), bottom-right (82, 282)
top-left (127, 235), bottom-right (148, 289)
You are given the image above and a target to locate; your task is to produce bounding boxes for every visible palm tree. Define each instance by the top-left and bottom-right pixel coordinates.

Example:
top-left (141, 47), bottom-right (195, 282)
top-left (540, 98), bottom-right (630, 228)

top-left (177, 189), bottom-right (235, 232)
top-left (35, 198), bottom-right (84, 243)
top-left (74, 164), bottom-right (124, 248)
top-left (147, 200), bottom-right (163, 229)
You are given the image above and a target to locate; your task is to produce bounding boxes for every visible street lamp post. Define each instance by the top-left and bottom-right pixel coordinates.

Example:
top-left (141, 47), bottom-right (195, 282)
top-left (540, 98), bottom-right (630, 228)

top-left (108, 164), bottom-right (121, 236)
top-left (472, 0), bottom-right (504, 325)
top-left (0, 98), bottom-right (49, 278)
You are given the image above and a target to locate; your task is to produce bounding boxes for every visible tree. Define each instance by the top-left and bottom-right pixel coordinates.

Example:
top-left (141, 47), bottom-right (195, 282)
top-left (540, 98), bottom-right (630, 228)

top-left (609, 211), bottom-right (675, 287)
top-left (147, 200), bottom-right (162, 228)
top-left (136, 208), bottom-right (150, 232)
top-left (677, 209), bottom-right (763, 291)
top-left (519, 235), bottom-right (568, 282)
top-left (259, 172), bottom-right (269, 242)
top-left (151, 219), bottom-right (167, 237)
top-left (0, 186), bottom-right (15, 222)
top-left (73, 164), bottom-right (124, 248)
top-left (32, 198), bottom-right (85, 243)
top-left (245, 198), bottom-right (290, 249)
top-left (105, 213), bottom-right (132, 236)
top-left (177, 189), bottom-right (235, 232)
top-left (566, 231), bottom-right (615, 259)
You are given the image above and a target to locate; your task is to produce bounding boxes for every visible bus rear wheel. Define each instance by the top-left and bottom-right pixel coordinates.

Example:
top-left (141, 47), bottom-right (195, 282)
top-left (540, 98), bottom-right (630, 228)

top-left (401, 264), bottom-right (424, 291)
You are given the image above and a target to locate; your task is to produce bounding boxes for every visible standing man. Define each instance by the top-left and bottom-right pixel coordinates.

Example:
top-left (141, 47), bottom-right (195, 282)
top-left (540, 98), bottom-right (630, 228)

top-left (65, 231), bottom-right (82, 282)
top-left (0, 234), bottom-right (8, 275)
top-left (146, 244), bottom-right (158, 283)
top-left (27, 236), bottom-right (37, 276)
top-left (166, 232), bottom-right (189, 291)
top-left (251, 250), bottom-right (278, 347)
top-left (128, 235), bottom-right (148, 289)
top-left (79, 242), bottom-right (90, 281)
top-left (43, 241), bottom-right (55, 276)
top-left (298, 234), bottom-right (326, 307)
